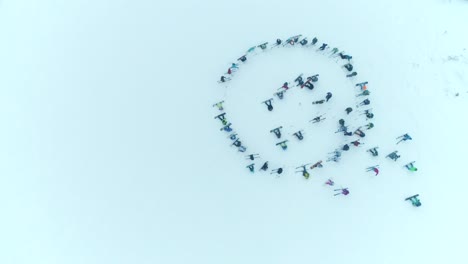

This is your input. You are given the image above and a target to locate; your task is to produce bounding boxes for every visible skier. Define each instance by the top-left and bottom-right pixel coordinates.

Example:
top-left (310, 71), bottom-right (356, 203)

top-left (366, 166), bottom-right (379, 176)
top-left (220, 76), bottom-right (230, 83)
top-left (270, 126), bottom-right (282, 138)
top-left (359, 99), bottom-right (370, 106)
top-left (310, 115), bottom-right (325, 123)
top-left (275, 90), bottom-right (285, 99)
top-left (329, 47), bottom-right (339, 56)
top-left (215, 113), bottom-right (228, 125)
top-left (299, 38), bottom-right (308, 46)
top-left (338, 53), bottom-right (353, 61)
top-left (311, 37), bottom-right (318, 45)
top-left (271, 167), bottom-right (283, 175)
top-left (345, 107), bottom-right (353, 114)
top-left (351, 139), bottom-right (361, 147)
top-left (238, 55), bottom-right (247, 62)
top-left (232, 138), bottom-right (242, 147)
top-left (303, 80), bottom-right (314, 90)
top-left (397, 133), bottom-right (412, 144)
top-left (362, 109), bottom-right (374, 119)
top-left (318, 43), bottom-right (328, 51)
top-left (295, 75), bottom-right (304, 87)
top-left (227, 68), bottom-right (232, 75)
top-left (386, 151), bottom-right (401, 161)
top-left (293, 35), bottom-right (300, 43)
top-left (325, 179), bottom-right (335, 186)
top-left (221, 123), bottom-right (232, 132)
top-left (276, 140), bottom-right (288, 150)
top-left (260, 162), bottom-right (269, 171)
top-left (258, 42), bottom-right (268, 50)
top-left (405, 194), bottom-right (422, 207)
top-left (263, 99), bottom-right (274, 111)
top-left (296, 165), bottom-right (310, 179)
top-left (312, 99), bottom-right (325, 104)
top-left (246, 154), bottom-right (259, 161)
top-left (356, 90), bottom-right (370, 97)
top-left (327, 150), bottom-right (341, 162)
top-left (342, 144), bottom-right (350, 151)
top-left (334, 188), bottom-right (350, 196)
top-left (276, 39), bottom-right (282, 45)
top-left (325, 92), bottom-right (333, 102)
top-left (405, 162), bottom-right (418, 172)
top-left (281, 82), bottom-right (289, 90)
top-left (356, 82), bottom-right (368, 90)
top-left (346, 72), bottom-right (358, 78)
top-left (213, 101), bottom-right (224, 111)
top-left (344, 63), bottom-right (353, 71)
top-left (307, 74), bottom-right (319, 82)
top-left (368, 147), bottom-right (379, 157)
top-left (366, 123), bottom-right (374, 130)
top-left (354, 128), bottom-right (365, 138)
top-left (293, 130), bottom-right (304, 140)
top-left (339, 119), bottom-right (345, 126)
top-left (230, 63), bottom-right (239, 70)
top-left (246, 163), bottom-right (255, 173)
top-left (310, 160), bottom-right (323, 169)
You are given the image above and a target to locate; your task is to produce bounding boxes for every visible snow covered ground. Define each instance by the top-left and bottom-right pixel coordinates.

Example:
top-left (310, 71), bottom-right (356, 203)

top-left (0, 0), bottom-right (467, 263)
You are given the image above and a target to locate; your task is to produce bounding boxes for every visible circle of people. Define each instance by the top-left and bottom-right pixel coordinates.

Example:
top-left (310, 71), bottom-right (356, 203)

top-left (213, 34), bottom-right (421, 206)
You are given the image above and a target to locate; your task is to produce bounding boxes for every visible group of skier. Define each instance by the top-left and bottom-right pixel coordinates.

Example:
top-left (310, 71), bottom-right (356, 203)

top-left (214, 34), bottom-right (420, 205)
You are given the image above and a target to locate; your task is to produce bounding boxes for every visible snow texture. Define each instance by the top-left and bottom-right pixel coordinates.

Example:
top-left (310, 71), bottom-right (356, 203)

top-left (0, 0), bottom-right (467, 264)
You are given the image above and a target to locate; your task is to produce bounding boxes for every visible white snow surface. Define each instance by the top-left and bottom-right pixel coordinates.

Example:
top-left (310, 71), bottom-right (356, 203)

top-left (0, 0), bottom-right (468, 263)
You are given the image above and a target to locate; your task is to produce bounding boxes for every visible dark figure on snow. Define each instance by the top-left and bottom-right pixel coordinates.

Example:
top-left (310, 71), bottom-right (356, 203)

top-left (300, 38), bottom-right (308, 46)
top-left (319, 43), bottom-right (328, 50)
top-left (238, 55), bottom-right (247, 62)
top-left (346, 72), bottom-right (357, 78)
top-left (342, 144), bottom-right (350, 151)
top-left (354, 129), bottom-right (365, 138)
top-left (312, 37), bottom-right (318, 45)
top-left (276, 39), bottom-right (282, 45)
top-left (282, 82), bottom-right (289, 90)
top-left (304, 81), bottom-right (314, 90)
top-left (405, 162), bottom-right (418, 172)
top-left (271, 168), bottom-right (283, 175)
top-left (368, 147), bottom-right (378, 157)
top-left (345, 107), bottom-right (353, 114)
top-left (326, 92), bottom-right (333, 102)
top-left (313, 99), bottom-right (325, 104)
top-left (359, 99), bottom-right (370, 106)
top-left (338, 53), bottom-right (353, 61)
top-left (344, 63), bottom-right (353, 71)
top-left (397, 133), bottom-right (412, 144)
top-left (263, 99), bottom-right (273, 111)
top-left (387, 151), bottom-right (400, 161)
